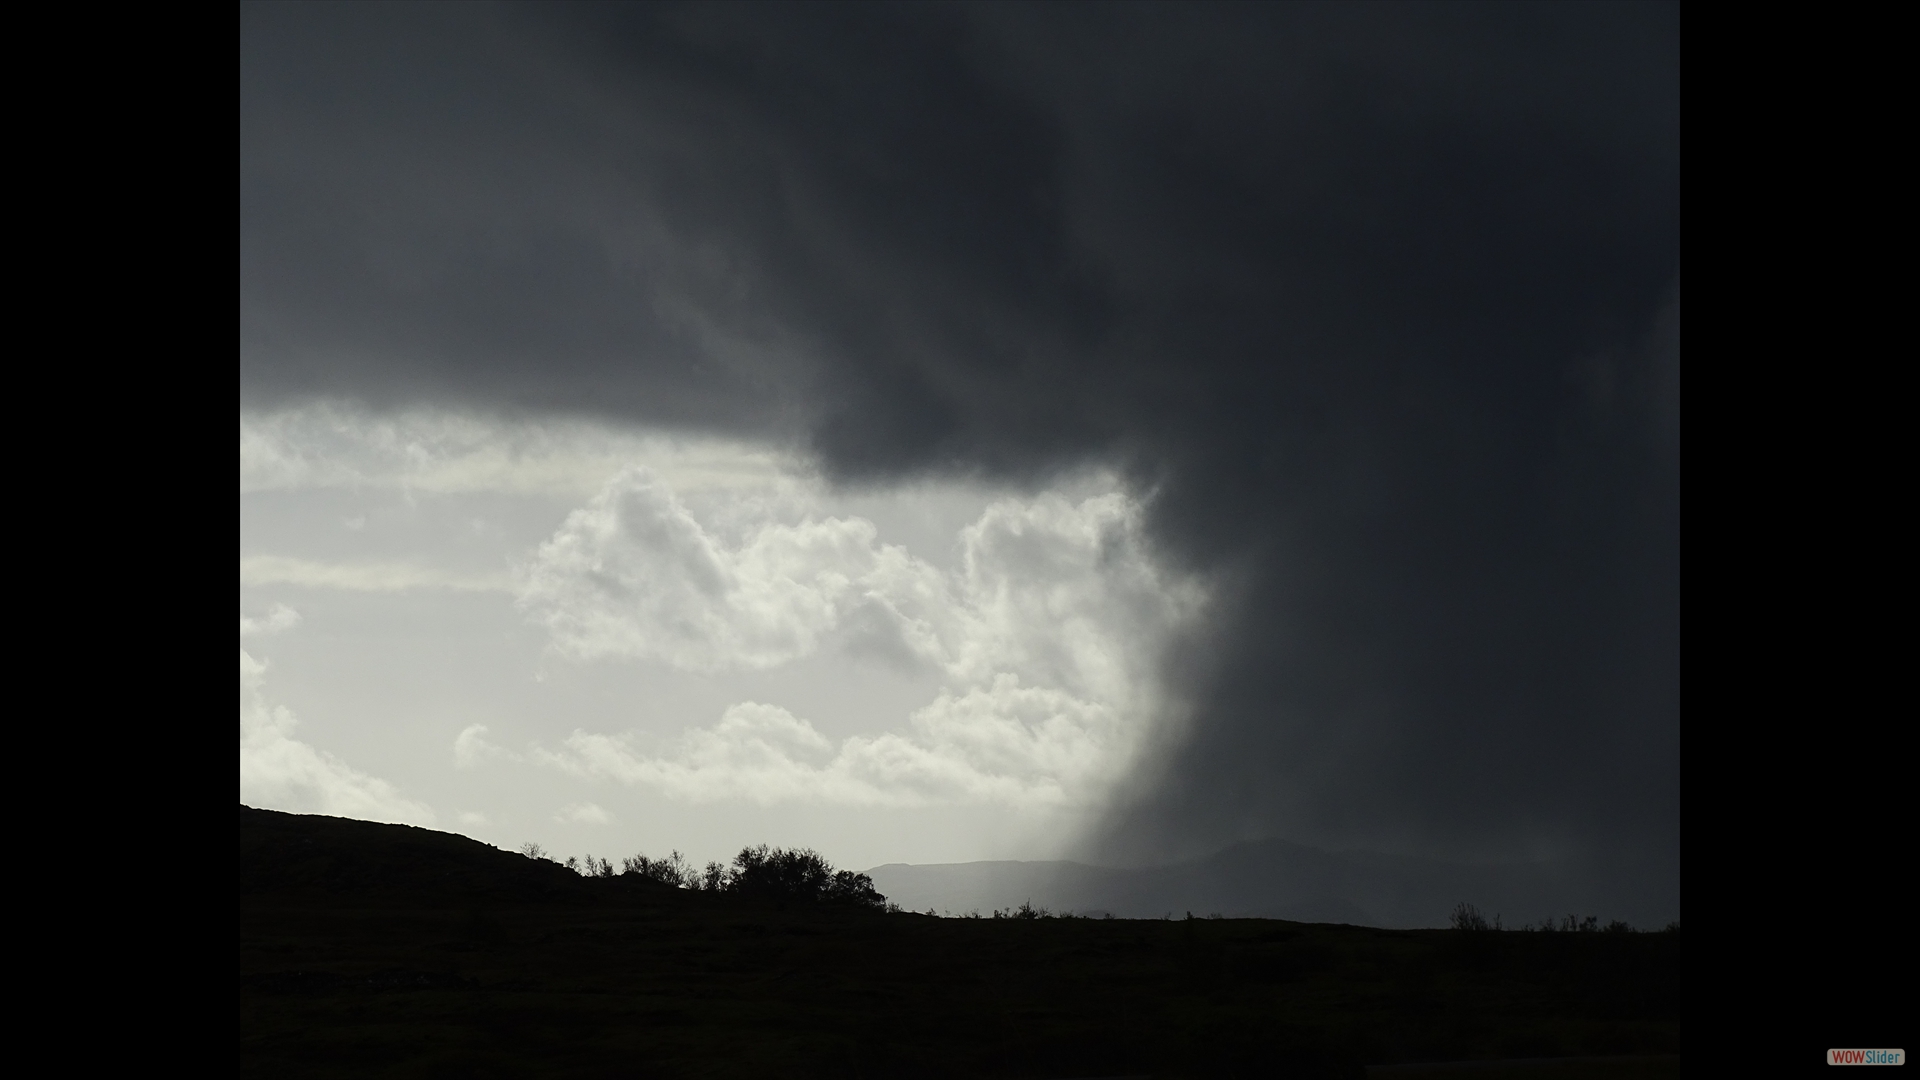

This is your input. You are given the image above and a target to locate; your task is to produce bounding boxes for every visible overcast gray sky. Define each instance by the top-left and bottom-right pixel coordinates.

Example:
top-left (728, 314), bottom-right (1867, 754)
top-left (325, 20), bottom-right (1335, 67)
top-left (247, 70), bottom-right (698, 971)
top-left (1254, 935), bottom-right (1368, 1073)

top-left (240, 2), bottom-right (1678, 917)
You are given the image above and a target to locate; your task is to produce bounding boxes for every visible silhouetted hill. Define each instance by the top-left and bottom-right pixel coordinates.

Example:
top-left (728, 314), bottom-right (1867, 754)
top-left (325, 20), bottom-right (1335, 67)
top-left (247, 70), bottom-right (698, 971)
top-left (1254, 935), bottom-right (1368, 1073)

top-left (241, 807), bottom-right (1679, 1079)
top-left (240, 805), bottom-right (675, 901)
top-left (870, 839), bottom-right (1653, 928)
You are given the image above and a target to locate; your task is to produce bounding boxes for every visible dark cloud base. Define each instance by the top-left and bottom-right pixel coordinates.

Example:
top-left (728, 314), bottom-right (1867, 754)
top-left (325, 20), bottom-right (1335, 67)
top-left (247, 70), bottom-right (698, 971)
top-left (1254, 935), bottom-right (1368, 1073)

top-left (242, 2), bottom-right (1679, 916)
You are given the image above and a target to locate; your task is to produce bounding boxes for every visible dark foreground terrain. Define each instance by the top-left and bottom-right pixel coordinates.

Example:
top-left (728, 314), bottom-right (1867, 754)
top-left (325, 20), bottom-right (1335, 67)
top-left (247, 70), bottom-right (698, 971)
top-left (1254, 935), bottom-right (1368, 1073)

top-left (240, 808), bottom-right (1679, 1079)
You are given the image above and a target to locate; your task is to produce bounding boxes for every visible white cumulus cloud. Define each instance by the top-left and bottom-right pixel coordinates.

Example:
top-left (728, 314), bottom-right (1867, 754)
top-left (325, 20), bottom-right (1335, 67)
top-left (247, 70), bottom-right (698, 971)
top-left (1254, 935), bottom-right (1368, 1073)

top-left (240, 603), bottom-right (302, 637)
top-left (514, 468), bottom-right (1206, 809)
top-left (518, 466), bottom-right (925, 670)
top-left (240, 648), bottom-right (436, 826)
top-left (542, 684), bottom-right (1131, 808)
top-left (454, 724), bottom-right (515, 769)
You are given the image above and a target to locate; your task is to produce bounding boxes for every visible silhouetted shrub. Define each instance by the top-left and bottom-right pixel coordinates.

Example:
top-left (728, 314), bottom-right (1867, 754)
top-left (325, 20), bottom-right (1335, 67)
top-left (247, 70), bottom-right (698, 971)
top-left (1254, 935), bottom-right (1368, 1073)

top-left (1450, 903), bottom-right (1500, 932)
top-left (1531, 913), bottom-right (1604, 933)
top-left (729, 844), bottom-right (834, 901)
top-left (603, 844), bottom-right (890, 908)
top-left (983, 901), bottom-right (1090, 920)
top-left (622, 851), bottom-right (692, 887)
top-left (542, 842), bottom-right (888, 907)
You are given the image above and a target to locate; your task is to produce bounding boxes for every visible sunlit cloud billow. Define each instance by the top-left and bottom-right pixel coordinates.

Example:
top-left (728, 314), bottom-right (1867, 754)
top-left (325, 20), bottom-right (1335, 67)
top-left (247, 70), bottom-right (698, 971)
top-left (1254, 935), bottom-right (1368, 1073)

top-left (504, 467), bottom-right (1206, 809)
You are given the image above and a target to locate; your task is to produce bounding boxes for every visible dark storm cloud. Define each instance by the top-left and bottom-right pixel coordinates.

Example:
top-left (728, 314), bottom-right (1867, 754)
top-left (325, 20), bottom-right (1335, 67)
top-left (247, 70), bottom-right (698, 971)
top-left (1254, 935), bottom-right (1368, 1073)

top-left (242, 3), bottom-right (1679, 913)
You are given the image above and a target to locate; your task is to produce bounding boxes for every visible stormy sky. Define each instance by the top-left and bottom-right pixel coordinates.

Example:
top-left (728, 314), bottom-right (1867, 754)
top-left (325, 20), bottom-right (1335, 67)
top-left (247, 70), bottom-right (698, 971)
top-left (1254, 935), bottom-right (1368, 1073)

top-left (240, 3), bottom-right (1678, 919)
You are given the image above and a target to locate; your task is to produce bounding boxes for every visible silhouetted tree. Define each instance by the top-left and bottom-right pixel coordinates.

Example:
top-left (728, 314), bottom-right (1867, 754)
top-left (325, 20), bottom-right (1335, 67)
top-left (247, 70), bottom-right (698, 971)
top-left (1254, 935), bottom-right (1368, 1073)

top-left (729, 844), bottom-right (833, 901)
top-left (824, 868), bottom-right (886, 909)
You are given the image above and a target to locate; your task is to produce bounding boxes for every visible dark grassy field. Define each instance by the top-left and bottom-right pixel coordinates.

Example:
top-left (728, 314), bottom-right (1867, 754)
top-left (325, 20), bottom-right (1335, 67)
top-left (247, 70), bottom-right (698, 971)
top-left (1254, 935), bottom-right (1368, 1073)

top-left (240, 808), bottom-right (1679, 1079)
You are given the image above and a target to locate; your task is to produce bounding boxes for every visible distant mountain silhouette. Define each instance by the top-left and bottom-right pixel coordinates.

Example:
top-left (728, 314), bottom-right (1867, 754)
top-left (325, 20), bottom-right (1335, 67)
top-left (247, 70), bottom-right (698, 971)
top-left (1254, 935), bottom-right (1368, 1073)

top-left (868, 838), bottom-right (1597, 927)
